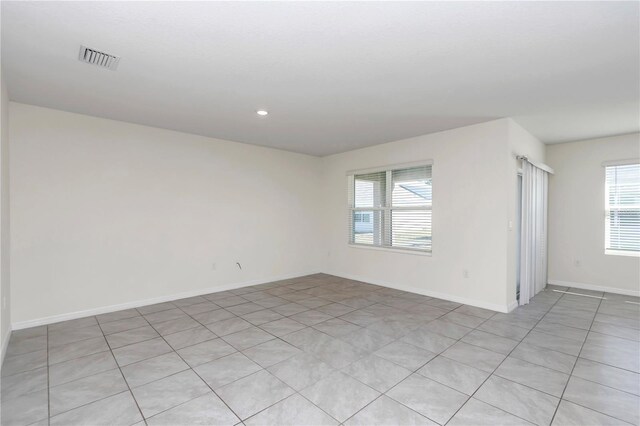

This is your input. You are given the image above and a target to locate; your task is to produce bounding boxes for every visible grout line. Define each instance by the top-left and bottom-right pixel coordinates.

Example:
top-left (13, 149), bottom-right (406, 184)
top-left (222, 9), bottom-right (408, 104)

top-left (49, 390), bottom-right (137, 424)
top-left (440, 290), bottom-right (567, 425)
top-left (159, 299), bottom-right (267, 423)
top-left (238, 286), bottom-right (406, 422)
top-left (566, 369), bottom-right (640, 397)
top-left (522, 326), bottom-right (586, 346)
top-left (548, 293), bottom-right (602, 424)
top-left (4, 278), bottom-right (637, 426)
top-left (98, 315), bottom-right (149, 425)
top-left (337, 393), bottom-right (386, 424)
top-left (549, 295), bottom-right (636, 426)
top-left (135, 297), bottom-right (250, 420)
top-left (295, 392), bottom-right (342, 424)
top-left (281, 288), bottom-right (409, 424)
top-left (346, 302), bottom-right (504, 423)
top-left (23, 290), bottom-right (484, 422)
top-left (42, 318), bottom-right (146, 422)
top-left (341, 301), bottom-right (456, 424)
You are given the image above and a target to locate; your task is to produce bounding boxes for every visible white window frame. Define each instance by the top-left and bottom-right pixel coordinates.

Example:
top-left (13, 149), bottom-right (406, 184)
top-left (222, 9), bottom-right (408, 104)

top-left (347, 160), bottom-right (433, 255)
top-left (604, 159), bottom-right (640, 257)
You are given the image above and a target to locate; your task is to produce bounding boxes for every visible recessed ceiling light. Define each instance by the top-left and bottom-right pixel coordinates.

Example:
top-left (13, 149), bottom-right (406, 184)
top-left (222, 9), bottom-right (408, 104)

top-left (256, 110), bottom-right (268, 116)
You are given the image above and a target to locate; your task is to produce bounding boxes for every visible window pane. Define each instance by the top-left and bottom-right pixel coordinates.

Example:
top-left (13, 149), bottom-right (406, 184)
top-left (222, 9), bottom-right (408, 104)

top-left (607, 209), bottom-right (640, 252)
top-left (606, 164), bottom-right (640, 254)
top-left (607, 164), bottom-right (640, 207)
top-left (354, 172), bottom-right (386, 208)
top-left (352, 210), bottom-right (383, 246)
top-left (390, 210), bottom-right (431, 250)
top-left (392, 166), bottom-right (431, 207)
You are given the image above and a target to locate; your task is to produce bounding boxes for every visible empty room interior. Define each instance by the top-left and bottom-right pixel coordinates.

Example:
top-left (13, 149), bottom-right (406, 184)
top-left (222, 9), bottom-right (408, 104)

top-left (1, 1), bottom-right (639, 426)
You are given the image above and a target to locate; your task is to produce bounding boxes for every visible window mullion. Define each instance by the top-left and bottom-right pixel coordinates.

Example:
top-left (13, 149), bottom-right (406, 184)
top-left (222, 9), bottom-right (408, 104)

top-left (383, 170), bottom-right (393, 247)
top-left (348, 175), bottom-right (354, 244)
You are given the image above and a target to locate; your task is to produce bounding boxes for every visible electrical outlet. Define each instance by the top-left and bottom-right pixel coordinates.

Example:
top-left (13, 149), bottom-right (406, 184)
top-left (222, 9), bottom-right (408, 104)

top-left (574, 259), bottom-right (581, 267)
top-left (463, 269), bottom-right (469, 278)
top-left (211, 263), bottom-right (216, 271)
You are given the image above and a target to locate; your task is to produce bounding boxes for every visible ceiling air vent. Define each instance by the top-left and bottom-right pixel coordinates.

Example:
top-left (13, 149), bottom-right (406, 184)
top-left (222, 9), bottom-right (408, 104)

top-left (78, 45), bottom-right (120, 71)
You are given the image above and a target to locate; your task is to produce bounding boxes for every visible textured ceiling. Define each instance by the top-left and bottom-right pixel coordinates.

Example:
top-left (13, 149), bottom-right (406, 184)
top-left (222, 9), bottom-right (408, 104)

top-left (2, 1), bottom-right (638, 156)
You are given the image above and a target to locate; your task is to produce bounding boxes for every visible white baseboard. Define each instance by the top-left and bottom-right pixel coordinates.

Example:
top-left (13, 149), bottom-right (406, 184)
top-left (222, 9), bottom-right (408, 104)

top-left (12, 270), bottom-right (320, 330)
top-left (548, 279), bottom-right (640, 298)
top-left (10, 268), bottom-right (533, 330)
top-left (330, 272), bottom-right (513, 313)
top-left (506, 300), bottom-right (519, 313)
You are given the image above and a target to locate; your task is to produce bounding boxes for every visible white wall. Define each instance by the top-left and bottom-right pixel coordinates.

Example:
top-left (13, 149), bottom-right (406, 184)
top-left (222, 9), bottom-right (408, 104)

top-left (9, 103), bottom-right (324, 326)
top-left (11, 110), bottom-right (531, 325)
top-left (0, 70), bottom-right (11, 361)
top-left (15, 99), bottom-right (635, 326)
top-left (547, 133), bottom-right (640, 295)
top-left (321, 119), bottom-right (522, 312)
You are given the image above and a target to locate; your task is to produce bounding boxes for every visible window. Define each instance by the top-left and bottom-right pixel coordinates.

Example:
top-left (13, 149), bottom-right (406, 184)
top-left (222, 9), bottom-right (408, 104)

top-left (605, 162), bottom-right (640, 256)
top-left (348, 163), bottom-right (432, 252)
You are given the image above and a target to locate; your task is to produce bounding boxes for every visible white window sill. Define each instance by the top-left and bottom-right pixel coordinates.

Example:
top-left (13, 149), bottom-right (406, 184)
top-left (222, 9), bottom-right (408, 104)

top-left (605, 249), bottom-right (640, 258)
top-left (348, 243), bottom-right (432, 256)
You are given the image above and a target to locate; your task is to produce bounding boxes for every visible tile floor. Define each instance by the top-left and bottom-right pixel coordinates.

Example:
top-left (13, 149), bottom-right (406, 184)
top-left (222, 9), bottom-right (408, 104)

top-left (1, 274), bottom-right (639, 426)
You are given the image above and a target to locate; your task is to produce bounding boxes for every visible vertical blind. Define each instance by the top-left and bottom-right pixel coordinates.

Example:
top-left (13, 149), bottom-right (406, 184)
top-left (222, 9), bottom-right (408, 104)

top-left (605, 163), bottom-right (640, 254)
top-left (349, 164), bottom-right (432, 252)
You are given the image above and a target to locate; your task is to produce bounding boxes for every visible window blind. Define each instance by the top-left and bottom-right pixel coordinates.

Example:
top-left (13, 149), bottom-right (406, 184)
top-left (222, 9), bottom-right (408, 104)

top-left (349, 164), bottom-right (432, 252)
top-left (605, 163), bottom-right (640, 255)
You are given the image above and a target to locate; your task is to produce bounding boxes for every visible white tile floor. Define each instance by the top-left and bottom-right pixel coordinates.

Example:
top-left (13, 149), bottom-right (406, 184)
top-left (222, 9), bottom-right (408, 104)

top-left (1, 274), bottom-right (639, 425)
